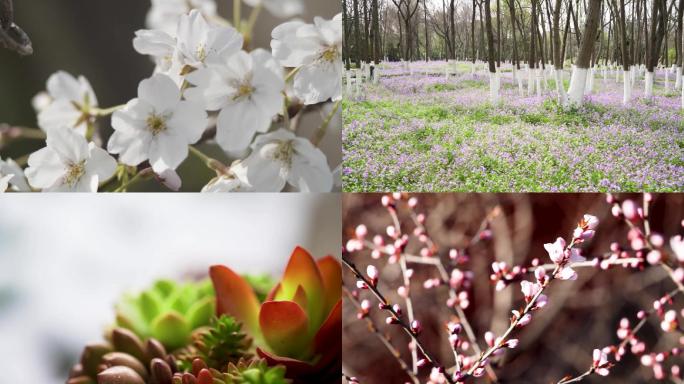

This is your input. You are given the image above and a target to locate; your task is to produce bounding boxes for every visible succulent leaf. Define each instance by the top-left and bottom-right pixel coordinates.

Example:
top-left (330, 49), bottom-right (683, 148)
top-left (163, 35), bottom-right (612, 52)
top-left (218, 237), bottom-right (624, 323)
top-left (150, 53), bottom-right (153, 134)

top-left (211, 247), bottom-right (341, 383)
top-left (115, 279), bottom-right (215, 351)
top-left (177, 315), bottom-right (252, 371)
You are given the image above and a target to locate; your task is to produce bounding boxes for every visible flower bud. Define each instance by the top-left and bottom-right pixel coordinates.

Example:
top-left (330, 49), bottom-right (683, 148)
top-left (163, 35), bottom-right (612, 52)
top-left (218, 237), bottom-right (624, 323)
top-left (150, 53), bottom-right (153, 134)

top-left (355, 224), bottom-right (368, 238)
top-left (366, 265), bottom-right (379, 282)
top-left (622, 200), bottom-right (638, 221)
top-left (410, 320), bottom-right (422, 334)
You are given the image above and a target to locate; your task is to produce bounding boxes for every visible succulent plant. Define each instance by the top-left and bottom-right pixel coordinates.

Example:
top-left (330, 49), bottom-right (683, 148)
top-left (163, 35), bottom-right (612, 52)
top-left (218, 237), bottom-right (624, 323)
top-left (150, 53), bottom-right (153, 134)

top-left (176, 315), bottom-right (253, 370)
top-left (242, 274), bottom-right (276, 302)
top-left (67, 328), bottom-right (180, 384)
top-left (210, 247), bottom-right (341, 383)
top-left (115, 279), bottom-right (215, 351)
top-left (173, 358), bottom-right (290, 384)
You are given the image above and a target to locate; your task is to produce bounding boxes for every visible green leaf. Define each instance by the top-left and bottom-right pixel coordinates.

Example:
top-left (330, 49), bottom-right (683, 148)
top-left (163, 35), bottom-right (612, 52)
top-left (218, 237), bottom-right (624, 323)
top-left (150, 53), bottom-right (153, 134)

top-left (151, 311), bottom-right (190, 350)
top-left (187, 296), bottom-right (215, 329)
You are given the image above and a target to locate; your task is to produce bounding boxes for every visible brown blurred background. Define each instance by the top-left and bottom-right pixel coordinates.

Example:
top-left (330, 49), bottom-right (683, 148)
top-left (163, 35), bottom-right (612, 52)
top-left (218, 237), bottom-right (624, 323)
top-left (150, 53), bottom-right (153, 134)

top-left (343, 193), bottom-right (684, 383)
top-left (0, 0), bottom-right (340, 191)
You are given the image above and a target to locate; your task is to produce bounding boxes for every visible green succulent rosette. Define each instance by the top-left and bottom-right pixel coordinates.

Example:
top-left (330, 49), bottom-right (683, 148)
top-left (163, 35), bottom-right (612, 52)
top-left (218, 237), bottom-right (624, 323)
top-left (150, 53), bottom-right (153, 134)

top-left (115, 279), bottom-right (215, 351)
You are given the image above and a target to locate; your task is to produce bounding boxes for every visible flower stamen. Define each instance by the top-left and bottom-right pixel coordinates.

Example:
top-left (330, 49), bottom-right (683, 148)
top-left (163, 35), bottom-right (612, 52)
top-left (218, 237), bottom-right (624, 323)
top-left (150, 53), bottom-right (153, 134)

top-left (64, 160), bottom-right (86, 186)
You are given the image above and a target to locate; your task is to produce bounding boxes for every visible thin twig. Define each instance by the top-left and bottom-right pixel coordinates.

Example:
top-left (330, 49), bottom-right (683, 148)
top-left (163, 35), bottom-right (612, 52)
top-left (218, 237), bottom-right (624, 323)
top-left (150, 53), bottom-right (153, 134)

top-left (343, 287), bottom-right (420, 384)
top-left (342, 256), bottom-right (456, 384)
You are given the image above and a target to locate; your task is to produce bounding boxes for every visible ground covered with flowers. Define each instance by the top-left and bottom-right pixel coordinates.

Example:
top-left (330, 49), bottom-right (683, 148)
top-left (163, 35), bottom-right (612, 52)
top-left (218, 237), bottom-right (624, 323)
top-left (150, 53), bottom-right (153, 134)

top-left (343, 61), bottom-right (684, 192)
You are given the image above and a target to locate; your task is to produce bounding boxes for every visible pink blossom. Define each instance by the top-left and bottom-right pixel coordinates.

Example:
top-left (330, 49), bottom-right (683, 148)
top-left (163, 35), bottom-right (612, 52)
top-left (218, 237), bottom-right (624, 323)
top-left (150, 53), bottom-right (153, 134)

top-left (592, 349), bottom-right (610, 376)
top-left (660, 310), bottom-right (678, 332)
top-left (584, 214), bottom-right (599, 230)
top-left (345, 239), bottom-right (363, 252)
top-left (671, 235), bottom-right (684, 262)
top-left (535, 294), bottom-right (549, 308)
top-left (544, 237), bottom-right (566, 264)
top-left (520, 280), bottom-right (542, 300)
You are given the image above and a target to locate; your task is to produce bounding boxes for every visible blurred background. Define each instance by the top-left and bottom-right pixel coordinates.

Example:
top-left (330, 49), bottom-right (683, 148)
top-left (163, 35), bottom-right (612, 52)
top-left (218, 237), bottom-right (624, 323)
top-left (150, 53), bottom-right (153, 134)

top-left (0, 0), bottom-right (341, 191)
top-left (343, 193), bottom-right (684, 383)
top-left (0, 193), bottom-right (341, 383)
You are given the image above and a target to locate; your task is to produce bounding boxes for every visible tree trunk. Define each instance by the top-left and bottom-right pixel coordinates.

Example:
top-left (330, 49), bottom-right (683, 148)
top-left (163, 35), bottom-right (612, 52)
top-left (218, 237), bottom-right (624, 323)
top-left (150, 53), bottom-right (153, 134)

top-left (552, 0), bottom-right (567, 104)
top-left (484, 0), bottom-right (499, 101)
top-left (353, 0), bottom-right (361, 66)
top-left (612, 0), bottom-right (631, 104)
top-left (567, 0), bottom-right (602, 105)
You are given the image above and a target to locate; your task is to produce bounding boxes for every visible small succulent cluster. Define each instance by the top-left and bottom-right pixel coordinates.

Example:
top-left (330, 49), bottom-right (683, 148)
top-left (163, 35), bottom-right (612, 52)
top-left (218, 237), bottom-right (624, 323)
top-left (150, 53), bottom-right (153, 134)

top-left (115, 279), bottom-right (216, 351)
top-left (68, 246), bottom-right (340, 384)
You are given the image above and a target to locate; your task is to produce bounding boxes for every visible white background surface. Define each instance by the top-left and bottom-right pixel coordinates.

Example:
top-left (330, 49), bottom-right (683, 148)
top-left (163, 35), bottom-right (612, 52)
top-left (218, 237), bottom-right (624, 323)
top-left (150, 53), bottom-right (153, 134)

top-left (0, 194), bottom-right (341, 383)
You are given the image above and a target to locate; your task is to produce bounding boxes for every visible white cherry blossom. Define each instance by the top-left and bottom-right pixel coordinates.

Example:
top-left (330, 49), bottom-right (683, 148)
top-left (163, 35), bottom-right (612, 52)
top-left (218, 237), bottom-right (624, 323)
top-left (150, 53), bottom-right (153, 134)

top-left (0, 174), bottom-right (11, 193)
top-left (146, 0), bottom-right (218, 35)
top-left (233, 129), bottom-right (333, 192)
top-left (271, 13), bottom-right (342, 104)
top-left (243, 0), bottom-right (303, 18)
top-left (176, 9), bottom-right (243, 68)
top-left (0, 157), bottom-right (30, 192)
top-left (133, 29), bottom-right (177, 72)
top-left (108, 73), bottom-right (208, 173)
top-left (25, 128), bottom-right (116, 192)
top-left (185, 49), bottom-right (284, 152)
top-left (37, 71), bottom-right (98, 136)
top-left (201, 173), bottom-right (253, 192)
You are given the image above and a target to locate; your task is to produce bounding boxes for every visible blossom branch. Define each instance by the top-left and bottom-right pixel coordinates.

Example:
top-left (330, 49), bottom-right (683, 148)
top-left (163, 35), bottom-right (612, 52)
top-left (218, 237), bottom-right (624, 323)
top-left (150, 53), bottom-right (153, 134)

top-left (342, 255), bottom-right (456, 384)
top-left (343, 287), bottom-right (420, 384)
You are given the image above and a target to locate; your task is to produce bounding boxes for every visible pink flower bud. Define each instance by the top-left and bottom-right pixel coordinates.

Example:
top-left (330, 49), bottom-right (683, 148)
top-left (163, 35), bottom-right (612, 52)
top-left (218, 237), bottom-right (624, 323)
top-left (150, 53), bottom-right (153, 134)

top-left (386, 316), bottom-right (399, 325)
top-left (611, 204), bottom-right (622, 217)
top-left (622, 200), bottom-right (638, 221)
top-left (345, 239), bottom-right (362, 252)
top-left (397, 286), bottom-right (408, 298)
top-left (373, 234), bottom-right (384, 246)
top-left (672, 267), bottom-right (684, 283)
top-left (392, 304), bottom-right (402, 315)
top-left (361, 299), bottom-right (370, 311)
top-left (417, 358), bottom-right (427, 367)
top-left (450, 249), bottom-right (459, 260)
top-left (408, 197), bottom-right (418, 208)
top-left (506, 339), bottom-right (519, 348)
top-left (484, 331), bottom-right (495, 347)
top-left (355, 224), bottom-right (368, 238)
top-left (417, 213), bottom-right (425, 223)
top-left (381, 195), bottom-right (391, 207)
top-left (366, 265), bottom-right (379, 280)
top-left (650, 233), bottom-right (664, 248)
top-left (411, 320), bottom-right (422, 334)
top-left (534, 266), bottom-right (546, 282)
top-left (646, 250), bottom-right (662, 265)
top-left (356, 280), bottom-right (368, 289)
top-left (386, 225), bottom-right (397, 238)
top-left (449, 334), bottom-right (459, 347)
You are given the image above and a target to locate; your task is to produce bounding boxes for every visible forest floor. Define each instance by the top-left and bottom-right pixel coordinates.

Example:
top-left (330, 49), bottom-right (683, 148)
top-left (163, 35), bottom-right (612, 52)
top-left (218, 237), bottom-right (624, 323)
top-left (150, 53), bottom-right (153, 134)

top-left (343, 61), bottom-right (684, 192)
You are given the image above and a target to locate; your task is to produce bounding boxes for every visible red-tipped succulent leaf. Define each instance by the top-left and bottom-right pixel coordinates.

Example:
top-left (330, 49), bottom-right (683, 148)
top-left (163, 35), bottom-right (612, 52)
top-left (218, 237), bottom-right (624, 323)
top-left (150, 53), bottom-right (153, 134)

top-left (210, 247), bottom-right (341, 383)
